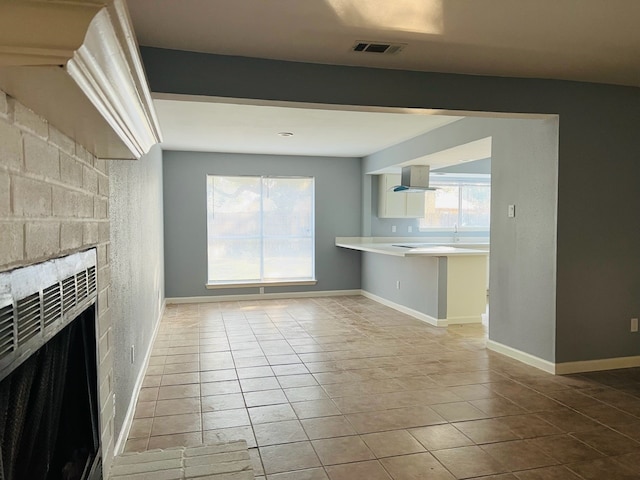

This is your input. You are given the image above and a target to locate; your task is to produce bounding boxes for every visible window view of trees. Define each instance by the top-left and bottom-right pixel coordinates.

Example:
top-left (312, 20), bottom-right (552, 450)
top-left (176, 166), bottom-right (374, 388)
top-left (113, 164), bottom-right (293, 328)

top-left (420, 183), bottom-right (490, 230)
top-left (206, 175), bottom-right (315, 284)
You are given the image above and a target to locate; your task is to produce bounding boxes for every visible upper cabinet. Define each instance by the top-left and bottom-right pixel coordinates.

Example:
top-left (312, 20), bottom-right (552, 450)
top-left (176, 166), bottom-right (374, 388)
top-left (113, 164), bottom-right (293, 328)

top-left (378, 174), bottom-right (426, 218)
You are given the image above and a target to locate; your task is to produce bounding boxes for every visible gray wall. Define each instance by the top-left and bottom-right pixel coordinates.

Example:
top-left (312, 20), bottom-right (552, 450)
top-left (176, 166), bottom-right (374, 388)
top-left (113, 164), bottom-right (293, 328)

top-left (110, 144), bottom-right (165, 438)
top-left (364, 116), bottom-right (559, 362)
top-left (163, 151), bottom-right (362, 298)
top-left (362, 253), bottom-right (444, 319)
top-left (141, 47), bottom-right (640, 364)
top-left (434, 158), bottom-right (491, 175)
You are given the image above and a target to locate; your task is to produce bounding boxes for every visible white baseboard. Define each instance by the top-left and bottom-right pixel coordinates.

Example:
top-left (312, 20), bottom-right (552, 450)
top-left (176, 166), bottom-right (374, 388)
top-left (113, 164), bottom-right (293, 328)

top-left (167, 289), bottom-right (446, 328)
top-left (487, 339), bottom-right (556, 374)
top-left (360, 290), bottom-right (447, 327)
top-left (113, 298), bottom-right (166, 455)
top-left (166, 289), bottom-right (362, 304)
top-left (165, 292), bottom-right (640, 376)
top-left (488, 339), bottom-right (640, 375)
top-left (555, 355), bottom-right (640, 375)
top-left (447, 315), bottom-right (483, 325)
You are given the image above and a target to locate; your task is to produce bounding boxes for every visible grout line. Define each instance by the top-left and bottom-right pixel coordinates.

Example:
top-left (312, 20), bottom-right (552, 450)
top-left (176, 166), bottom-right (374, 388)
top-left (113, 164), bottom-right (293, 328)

top-left (128, 297), bottom-right (640, 478)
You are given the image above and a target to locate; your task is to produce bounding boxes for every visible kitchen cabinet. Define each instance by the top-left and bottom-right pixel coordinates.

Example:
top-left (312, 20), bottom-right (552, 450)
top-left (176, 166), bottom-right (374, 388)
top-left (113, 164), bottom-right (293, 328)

top-left (378, 174), bottom-right (426, 218)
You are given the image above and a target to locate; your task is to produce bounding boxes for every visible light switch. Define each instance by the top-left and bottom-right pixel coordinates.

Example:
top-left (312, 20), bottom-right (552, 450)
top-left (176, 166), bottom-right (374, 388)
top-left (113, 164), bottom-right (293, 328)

top-left (508, 205), bottom-right (516, 218)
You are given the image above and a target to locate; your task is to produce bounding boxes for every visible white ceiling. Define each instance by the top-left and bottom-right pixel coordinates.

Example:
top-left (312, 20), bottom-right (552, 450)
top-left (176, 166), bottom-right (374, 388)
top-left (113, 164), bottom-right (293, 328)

top-left (371, 138), bottom-right (493, 174)
top-left (154, 96), bottom-right (462, 157)
top-left (129, 0), bottom-right (639, 162)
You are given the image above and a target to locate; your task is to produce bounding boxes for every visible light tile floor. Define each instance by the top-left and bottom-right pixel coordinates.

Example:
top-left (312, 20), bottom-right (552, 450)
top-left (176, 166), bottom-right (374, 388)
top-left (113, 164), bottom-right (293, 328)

top-left (125, 296), bottom-right (640, 479)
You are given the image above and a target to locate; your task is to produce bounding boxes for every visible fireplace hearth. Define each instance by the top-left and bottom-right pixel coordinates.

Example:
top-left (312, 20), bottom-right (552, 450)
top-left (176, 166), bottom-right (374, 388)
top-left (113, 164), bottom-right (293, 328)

top-left (0, 251), bottom-right (101, 480)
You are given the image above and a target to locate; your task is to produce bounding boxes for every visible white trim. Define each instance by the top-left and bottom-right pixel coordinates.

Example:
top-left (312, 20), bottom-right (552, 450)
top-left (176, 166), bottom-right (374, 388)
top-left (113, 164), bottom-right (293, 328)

top-left (206, 280), bottom-right (317, 289)
top-left (487, 339), bottom-right (556, 374)
top-left (169, 290), bottom-right (448, 328)
top-left (166, 290), bottom-right (362, 304)
top-left (488, 339), bottom-right (640, 375)
top-left (555, 356), bottom-right (640, 375)
top-left (446, 315), bottom-right (483, 325)
top-left (360, 290), bottom-right (447, 327)
top-left (0, 2), bottom-right (102, 67)
top-left (66, 1), bottom-right (162, 159)
top-left (151, 93), bottom-right (557, 122)
top-left (113, 298), bottom-right (166, 455)
top-left (0, 0), bottom-right (161, 160)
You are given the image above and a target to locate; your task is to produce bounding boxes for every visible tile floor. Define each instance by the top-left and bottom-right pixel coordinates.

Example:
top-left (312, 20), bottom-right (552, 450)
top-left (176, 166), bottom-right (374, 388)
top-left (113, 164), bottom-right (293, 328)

top-left (125, 296), bottom-right (640, 479)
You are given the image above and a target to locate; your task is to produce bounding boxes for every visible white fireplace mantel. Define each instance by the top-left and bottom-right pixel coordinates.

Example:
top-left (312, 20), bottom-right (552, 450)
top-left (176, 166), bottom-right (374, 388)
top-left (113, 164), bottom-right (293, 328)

top-left (0, 0), bottom-right (162, 160)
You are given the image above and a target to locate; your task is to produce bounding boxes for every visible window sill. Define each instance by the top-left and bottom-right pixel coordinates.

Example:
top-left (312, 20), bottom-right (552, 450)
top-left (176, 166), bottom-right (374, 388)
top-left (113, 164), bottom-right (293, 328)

top-left (206, 280), bottom-right (318, 289)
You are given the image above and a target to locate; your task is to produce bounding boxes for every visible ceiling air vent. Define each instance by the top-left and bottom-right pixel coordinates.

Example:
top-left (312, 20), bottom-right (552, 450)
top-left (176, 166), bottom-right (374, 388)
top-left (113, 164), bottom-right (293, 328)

top-left (352, 41), bottom-right (405, 55)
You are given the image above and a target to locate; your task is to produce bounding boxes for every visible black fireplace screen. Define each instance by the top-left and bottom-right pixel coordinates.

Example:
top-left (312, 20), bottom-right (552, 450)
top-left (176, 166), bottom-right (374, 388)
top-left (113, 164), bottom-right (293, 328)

top-left (0, 307), bottom-right (100, 480)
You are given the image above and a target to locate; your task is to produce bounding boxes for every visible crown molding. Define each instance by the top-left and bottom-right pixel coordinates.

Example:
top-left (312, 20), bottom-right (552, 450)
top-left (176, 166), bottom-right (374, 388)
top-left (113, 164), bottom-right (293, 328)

top-left (0, 0), bottom-right (161, 159)
top-left (0, 2), bottom-right (102, 67)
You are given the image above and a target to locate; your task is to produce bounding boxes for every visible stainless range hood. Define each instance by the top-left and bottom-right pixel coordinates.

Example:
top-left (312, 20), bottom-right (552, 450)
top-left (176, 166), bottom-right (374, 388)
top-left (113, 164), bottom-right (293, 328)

top-left (393, 166), bottom-right (436, 192)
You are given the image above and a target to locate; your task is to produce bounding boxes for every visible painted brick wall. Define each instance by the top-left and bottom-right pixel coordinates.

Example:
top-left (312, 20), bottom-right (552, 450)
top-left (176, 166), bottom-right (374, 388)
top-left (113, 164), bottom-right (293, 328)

top-left (0, 89), bottom-right (116, 475)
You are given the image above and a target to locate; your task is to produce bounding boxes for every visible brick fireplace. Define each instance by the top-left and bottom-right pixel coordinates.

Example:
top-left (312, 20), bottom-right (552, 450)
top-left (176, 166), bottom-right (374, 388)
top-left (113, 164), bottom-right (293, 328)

top-left (0, 250), bottom-right (101, 479)
top-left (0, 89), bottom-right (116, 476)
top-left (0, 1), bottom-right (164, 475)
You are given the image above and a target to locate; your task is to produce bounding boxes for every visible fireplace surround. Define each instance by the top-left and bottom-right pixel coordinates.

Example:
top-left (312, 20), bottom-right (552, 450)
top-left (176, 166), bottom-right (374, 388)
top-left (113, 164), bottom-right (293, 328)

top-left (0, 250), bottom-right (101, 480)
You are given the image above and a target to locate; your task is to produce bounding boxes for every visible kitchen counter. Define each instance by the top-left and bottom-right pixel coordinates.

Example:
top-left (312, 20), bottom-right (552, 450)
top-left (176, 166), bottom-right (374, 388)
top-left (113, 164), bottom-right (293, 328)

top-left (335, 237), bottom-right (489, 257)
top-left (336, 237), bottom-right (489, 327)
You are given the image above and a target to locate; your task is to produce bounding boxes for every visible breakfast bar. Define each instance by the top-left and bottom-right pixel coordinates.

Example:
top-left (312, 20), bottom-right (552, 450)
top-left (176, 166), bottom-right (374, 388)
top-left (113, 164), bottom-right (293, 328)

top-left (336, 237), bottom-right (489, 326)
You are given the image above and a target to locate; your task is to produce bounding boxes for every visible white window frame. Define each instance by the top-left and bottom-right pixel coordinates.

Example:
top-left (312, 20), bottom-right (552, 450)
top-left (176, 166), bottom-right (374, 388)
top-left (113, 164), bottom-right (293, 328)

top-left (205, 174), bottom-right (316, 288)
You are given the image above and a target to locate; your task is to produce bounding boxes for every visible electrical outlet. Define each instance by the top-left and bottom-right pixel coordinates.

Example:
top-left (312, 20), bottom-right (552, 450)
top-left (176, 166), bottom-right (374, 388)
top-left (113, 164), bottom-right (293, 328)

top-left (408, 226), bottom-right (413, 233)
top-left (396, 280), bottom-right (400, 290)
top-left (508, 204), bottom-right (516, 218)
top-left (131, 345), bottom-right (135, 363)
top-left (391, 225), bottom-right (397, 233)
top-left (631, 318), bottom-right (638, 333)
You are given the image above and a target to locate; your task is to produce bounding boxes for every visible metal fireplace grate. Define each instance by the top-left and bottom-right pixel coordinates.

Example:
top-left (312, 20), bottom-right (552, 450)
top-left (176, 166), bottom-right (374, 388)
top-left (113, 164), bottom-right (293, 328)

top-left (16, 293), bottom-right (41, 344)
top-left (0, 250), bottom-right (97, 382)
top-left (43, 283), bottom-right (62, 328)
top-left (0, 305), bottom-right (13, 360)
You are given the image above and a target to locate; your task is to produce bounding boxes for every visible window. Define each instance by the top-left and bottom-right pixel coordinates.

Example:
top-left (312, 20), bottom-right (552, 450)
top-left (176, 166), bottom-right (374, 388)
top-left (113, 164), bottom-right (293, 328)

top-left (419, 181), bottom-right (490, 230)
top-left (206, 175), bottom-right (315, 287)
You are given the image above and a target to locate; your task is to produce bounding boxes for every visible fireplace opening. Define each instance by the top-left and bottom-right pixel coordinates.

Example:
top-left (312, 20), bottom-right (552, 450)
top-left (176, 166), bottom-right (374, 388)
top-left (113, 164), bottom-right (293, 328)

top-left (0, 305), bottom-right (101, 480)
top-left (0, 250), bottom-right (101, 480)
top-left (51, 305), bottom-right (100, 480)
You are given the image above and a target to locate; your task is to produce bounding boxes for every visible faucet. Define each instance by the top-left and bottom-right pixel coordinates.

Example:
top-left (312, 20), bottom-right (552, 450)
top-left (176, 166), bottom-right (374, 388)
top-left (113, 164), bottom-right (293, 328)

top-left (453, 223), bottom-right (460, 243)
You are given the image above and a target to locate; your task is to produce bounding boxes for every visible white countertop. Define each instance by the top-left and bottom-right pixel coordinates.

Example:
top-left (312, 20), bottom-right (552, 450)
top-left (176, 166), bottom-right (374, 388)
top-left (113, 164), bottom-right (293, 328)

top-left (336, 237), bottom-right (490, 257)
